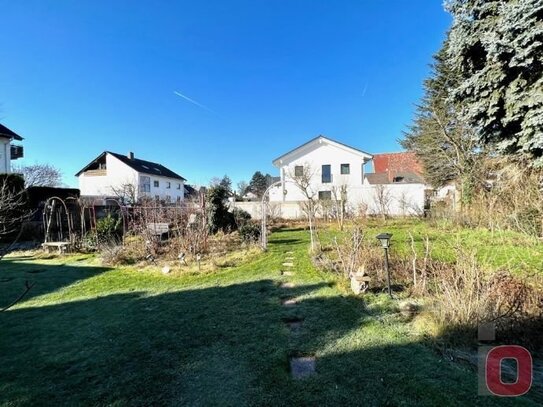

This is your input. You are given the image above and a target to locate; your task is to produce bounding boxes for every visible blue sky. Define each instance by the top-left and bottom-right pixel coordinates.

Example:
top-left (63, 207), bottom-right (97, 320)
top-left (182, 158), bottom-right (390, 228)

top-left (0, 1), bottom-right (451, 187)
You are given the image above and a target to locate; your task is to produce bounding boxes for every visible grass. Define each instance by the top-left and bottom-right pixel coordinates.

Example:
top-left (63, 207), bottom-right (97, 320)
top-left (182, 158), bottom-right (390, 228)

top-left (319, 218), bottom-right (543, 276)
top-left (0, 227), bottom-right (539, 405)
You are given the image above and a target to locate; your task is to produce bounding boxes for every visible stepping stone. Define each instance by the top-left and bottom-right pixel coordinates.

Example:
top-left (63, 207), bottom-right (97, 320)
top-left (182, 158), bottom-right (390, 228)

top-left (285, 257), bottom-right (294, 261)
top-left (285, 319), bottom-right (303, 334)
top-left (290, 356), bottom-right (316, 379)
top-left (282, 262), bottom-right (294, 267)
top-left (282, 299), bottom-right (297, 307)
top-left (281, 271), bottom-right (294, 276)
top-left (280, 282), bottom-right (295, 289)
top-left (285, 251), bottom-right (294, 255)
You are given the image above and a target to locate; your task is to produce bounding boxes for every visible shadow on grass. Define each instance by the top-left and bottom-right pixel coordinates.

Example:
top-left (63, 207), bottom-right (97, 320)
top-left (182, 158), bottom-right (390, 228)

top-left (0, 262), bottom-right (539, 405)
top-left (0, 257), bottom-right (111, 307)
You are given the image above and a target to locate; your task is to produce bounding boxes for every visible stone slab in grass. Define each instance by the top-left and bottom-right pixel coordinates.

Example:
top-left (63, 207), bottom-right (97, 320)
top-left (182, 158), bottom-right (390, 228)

top-left (282, 298), bottom-right (297, 307)
top-left (285, 251), bottom-right (294, 255)
top-left (280, 282), bottom-right (295, 289)
top-left (282, 262), bottom-right (294, 267)
top-left (286, 320), bottom-right (303, 334)
top-left (285, 257), bottom-right (294, 261)
top-left (290, 356), bottom-right (316, 379)
top-left (281, 271), bottom-right (294, 276)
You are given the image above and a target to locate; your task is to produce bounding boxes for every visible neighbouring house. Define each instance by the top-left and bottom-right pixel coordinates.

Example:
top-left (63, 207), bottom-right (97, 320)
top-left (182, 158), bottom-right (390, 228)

top-left (232, 135), bottom-right (432, 219)
top-left (270, 135), bottom-right (373, 202)
top-left (0, 123), bottom-right (24, 174)
top-left (76, 151), bottom-right (186, 204)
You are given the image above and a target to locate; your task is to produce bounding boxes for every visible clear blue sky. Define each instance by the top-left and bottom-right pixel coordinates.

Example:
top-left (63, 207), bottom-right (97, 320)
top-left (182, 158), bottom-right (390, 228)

top-left (0, 1), bottom-right (451, 187)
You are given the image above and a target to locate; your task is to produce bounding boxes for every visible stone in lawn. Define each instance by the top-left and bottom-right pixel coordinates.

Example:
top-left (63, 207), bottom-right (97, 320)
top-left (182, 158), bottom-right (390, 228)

top-left (286, 319), bottom-right (303, 334)
top-left (285, 257), bottom-right (294, 261)
top-left (281, 271), bottom-right (294, 276)
top-left (282, 298), bottom-right (297, 307)
top-left (281, 282), bottom-right (295, 289)
top-left (285, 251), bottom-right (294, 255)
top-left (282, 262), bottom-right (294, 267)
top-left (290, 356), bottom-right (316, 379)
top-left (161, 266), bottom-right (171, 274)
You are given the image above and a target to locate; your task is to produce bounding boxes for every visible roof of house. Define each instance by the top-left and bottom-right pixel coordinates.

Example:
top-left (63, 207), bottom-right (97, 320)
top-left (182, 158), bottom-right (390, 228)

top-left (364, 171), bottom-right (424, 185)
top-left (76, 151), bottom-right (187, 181)
top-left (272, 135), bottom-right (373, 166)
top-left (373, 152), bottom-right (423, 175)
top-left (0, 124), bottom-right (24, 141)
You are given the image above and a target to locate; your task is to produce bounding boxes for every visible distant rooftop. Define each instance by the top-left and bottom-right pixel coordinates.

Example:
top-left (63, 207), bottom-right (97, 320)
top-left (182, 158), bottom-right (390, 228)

top-left (0, 124), bottom-right (24, 141)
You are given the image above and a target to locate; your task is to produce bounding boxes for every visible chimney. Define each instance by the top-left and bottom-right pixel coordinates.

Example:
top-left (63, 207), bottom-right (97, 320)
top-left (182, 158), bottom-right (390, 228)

top-left (128, 151), bottom-right (134, 160)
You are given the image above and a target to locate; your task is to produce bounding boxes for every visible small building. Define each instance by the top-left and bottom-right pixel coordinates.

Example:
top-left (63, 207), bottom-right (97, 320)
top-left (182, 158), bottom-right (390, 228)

top-left (0, 123), bottom-right (24, 174)
top-left (76, 151), bottom-right (186, 204)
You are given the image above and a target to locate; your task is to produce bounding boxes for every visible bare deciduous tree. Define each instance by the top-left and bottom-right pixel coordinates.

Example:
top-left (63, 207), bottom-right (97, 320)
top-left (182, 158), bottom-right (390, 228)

top-left (331, 183), bottom-right (348, 231)
top-left (373, 184), bottom-right (391, 220)
top-left (288, 163), bottom-right (319, 252)
top-left (14, 163), bottom-right (62, 187)
top-left (110, 182), bottom-right (139, 206)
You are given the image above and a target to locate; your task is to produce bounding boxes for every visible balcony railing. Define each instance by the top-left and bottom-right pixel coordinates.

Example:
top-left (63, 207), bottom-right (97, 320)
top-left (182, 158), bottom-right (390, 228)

top-left (84, 169), bottom-right (107, 176)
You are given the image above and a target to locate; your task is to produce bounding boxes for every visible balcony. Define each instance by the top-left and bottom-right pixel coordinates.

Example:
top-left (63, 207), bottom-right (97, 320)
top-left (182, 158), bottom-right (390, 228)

top-left (84, 169), bottom-right (107, 176)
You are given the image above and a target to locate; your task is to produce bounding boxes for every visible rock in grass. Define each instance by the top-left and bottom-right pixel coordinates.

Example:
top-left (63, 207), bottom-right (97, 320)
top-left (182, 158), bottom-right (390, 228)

top-left (162, 266), bottom-right (171, 275)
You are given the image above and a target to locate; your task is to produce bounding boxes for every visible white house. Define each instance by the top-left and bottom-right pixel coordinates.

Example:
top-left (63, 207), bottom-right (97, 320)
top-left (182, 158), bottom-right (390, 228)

top-left (231, 135), bottom-right (430, 219)
top-left (0, 124), bottom-right (24, 174)
top-left (76, 151), bottom-right (186, 204)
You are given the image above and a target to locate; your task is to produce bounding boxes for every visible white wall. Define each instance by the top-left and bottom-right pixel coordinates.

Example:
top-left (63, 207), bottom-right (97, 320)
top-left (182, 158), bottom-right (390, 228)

top-left (79, 153), bottom-right (184, 202)
top-left (237, 183), bottom-right (427, 219)
top-left (271, 142), bottom-right (370, 202)
top-left (0, 138), bottom-right (11, 173)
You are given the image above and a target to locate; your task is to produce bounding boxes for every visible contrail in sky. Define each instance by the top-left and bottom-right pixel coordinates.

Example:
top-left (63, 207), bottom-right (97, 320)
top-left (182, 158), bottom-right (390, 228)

top-left (174, 90), bottom-right (216, 113)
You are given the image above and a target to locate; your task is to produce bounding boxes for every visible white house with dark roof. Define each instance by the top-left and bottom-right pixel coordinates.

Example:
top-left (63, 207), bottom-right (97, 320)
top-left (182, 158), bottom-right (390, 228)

top-left (0, 124), bottom-right (24, 174)
top-left (76, 151), bottom-right (186, 204)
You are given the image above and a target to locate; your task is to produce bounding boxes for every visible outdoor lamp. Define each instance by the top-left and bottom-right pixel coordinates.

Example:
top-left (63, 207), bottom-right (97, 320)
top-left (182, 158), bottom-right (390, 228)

top-left (376, 232), bottom-right (393, 298)
top-left (376, 233), bottom-right (392, 249)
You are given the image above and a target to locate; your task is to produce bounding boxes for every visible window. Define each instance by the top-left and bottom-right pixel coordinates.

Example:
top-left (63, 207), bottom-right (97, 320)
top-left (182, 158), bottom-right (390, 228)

top-left (140, 176), bottom-right (151, 193)
top-left (176, 196), bottom-right (182, 204)
top-left (294, 165), bottom-right (304, 177)
top-left (153, 180), bottom-right (159, 188)
top-left (322, 165), bottom-right (332, 183)
top-left (165, 195), bottom-right (171, 203)
top-left (166, 181), bottom-right (171, 189)
top-left (154, 195), bottom-right (160, 201)
top-left (341, 163), bottom-right (350, 175)
top-left (177, 183), bottom-right (181, 190)
top-left (318, 191), bottom-right (332, 200)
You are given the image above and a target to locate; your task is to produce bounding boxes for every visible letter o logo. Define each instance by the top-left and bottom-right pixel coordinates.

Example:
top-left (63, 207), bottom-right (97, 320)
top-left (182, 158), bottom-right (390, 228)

top-left (485, 345), bottom-right (532, 397)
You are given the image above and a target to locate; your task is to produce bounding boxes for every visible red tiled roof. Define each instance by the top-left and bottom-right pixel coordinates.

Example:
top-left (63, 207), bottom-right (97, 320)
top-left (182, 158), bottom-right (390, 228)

top-left (373, 152), bottom-right (423, 177)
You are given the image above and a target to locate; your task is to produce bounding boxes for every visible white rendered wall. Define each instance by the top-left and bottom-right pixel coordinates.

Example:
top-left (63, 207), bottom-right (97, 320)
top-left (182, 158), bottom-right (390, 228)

top-left (270, 143), bottom-right (370, 203)
top-left (0, 138), bottom-right (11, 173)
top-left (239, 183), bottom-right (427, 220)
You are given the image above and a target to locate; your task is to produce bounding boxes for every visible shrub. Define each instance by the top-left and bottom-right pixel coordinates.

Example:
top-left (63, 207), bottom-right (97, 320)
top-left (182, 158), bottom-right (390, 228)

top-left (239, 223), bottom-right (261, 243)
top-left (206, 185), bottom-right (236, 233)
top-left (96, 213), bottom-right (122, 243)
top-left (232, 207), bottom-right (251, 228)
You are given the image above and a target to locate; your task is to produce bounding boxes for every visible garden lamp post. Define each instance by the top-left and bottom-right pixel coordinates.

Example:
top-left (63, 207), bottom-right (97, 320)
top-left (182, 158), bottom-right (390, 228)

top-left (376, 232), bottom-right (393, 298)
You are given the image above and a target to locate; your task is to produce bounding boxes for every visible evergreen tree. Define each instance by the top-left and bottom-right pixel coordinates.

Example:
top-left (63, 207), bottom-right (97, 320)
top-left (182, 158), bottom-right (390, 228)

top-left (445, 0), bottom-right (543, 164)
top-left (247, 171), bottom-right (270, 198)
top-left (401, 40), bottom-right (483, 205)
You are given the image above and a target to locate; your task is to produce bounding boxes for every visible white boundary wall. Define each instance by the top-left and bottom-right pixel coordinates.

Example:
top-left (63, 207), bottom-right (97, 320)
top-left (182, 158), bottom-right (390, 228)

top-left (231, 183), bottom-right (427, 220)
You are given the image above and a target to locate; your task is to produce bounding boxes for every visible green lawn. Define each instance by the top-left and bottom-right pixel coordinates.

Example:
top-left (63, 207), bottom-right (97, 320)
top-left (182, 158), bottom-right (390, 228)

top-left (319, 219), bottom-right (543, 276)
top-left (0, 228), bottom-right (538, 406)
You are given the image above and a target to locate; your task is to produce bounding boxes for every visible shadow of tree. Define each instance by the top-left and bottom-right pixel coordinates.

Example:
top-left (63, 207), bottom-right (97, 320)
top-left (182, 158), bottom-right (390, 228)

top-left (0, 261), bottom-right (539, 406)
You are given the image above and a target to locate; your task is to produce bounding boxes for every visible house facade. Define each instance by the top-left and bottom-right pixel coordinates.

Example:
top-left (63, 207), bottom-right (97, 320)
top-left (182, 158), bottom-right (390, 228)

top-left (0, 124), bottom-right (24, 174)
top-left (76, 151), bottom-right (186, 204)
top-left (231, 135), bottom-right (431, 219)
top-left (270, 135), bottom-right (373, 202)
